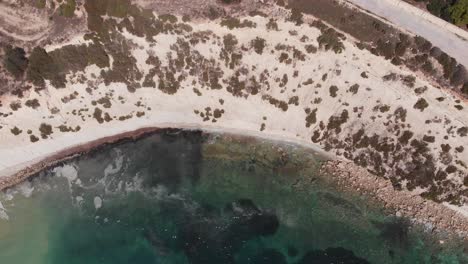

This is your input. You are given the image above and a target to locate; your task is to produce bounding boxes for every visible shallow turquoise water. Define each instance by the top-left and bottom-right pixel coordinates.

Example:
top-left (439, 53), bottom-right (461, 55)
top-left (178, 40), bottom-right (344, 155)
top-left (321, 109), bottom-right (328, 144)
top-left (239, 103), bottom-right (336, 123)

top-left (0, 130), bottom-right (466, 263)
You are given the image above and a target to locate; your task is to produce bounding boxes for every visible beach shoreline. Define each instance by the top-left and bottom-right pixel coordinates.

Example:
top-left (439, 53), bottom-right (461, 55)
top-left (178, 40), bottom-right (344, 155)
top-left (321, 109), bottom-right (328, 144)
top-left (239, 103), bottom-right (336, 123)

top-left (0, 1), bottom-right (467, 245)
top-left (0, 124), bottom-right (332, 191)
top-left (0, 125), bottom-right (467, 243)
top-left (0, 126), bottom-right (161, 191)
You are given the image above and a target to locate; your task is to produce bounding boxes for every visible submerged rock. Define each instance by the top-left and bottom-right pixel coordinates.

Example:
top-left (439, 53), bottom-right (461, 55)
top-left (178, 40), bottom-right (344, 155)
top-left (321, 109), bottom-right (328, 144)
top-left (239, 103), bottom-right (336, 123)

top-left (297, 247), bottom-right (370, 264)
top-left (179, 198), bottom-right (279, 263)
top-left (252, 248), bottom-right (287, 264)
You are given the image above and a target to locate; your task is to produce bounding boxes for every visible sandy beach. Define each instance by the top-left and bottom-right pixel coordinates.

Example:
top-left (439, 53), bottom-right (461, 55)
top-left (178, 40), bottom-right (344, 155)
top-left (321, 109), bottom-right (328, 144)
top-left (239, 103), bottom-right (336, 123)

top-left (0, 0), bottom-right (467, 241)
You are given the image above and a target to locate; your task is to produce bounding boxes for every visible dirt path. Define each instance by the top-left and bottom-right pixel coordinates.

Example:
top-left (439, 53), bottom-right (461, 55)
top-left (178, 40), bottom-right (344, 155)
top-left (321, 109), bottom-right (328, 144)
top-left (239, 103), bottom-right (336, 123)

top-left (0, 3), bottom-right (51, 42)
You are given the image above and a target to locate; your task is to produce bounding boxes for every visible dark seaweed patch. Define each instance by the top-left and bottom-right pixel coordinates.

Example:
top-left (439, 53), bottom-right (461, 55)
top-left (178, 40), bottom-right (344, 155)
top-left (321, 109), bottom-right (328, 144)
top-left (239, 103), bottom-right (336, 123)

top-left (298, 247), bottom-right (370, 264)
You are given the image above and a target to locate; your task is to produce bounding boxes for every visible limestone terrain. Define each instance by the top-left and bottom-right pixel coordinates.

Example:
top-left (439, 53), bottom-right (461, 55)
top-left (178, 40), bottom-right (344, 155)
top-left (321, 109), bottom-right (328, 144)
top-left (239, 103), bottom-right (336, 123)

top-left (0, 0), bottom-right (467, 211)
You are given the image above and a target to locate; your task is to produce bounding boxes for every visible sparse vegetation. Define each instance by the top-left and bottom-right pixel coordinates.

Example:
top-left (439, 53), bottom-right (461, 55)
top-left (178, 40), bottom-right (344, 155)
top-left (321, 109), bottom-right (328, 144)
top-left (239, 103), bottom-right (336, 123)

top-left (194, 107), bottom-right (225, 122)
top-left (0, 0), bottom-right (465, 208)
top-left (401, 75), bottom-right (416, 88)
top-left (326, 110), bottom-right (349, 134)
top-left (36, 0), bottom-right (46, 9)
top-left (57, 125), bottom-right (80, 132)
top-left (220, 0), bottom-right (242, 4)
top-left (288, 96), bottom-right (299, 106)
top-left (266, 19), bottom-right (279, 31)
top-left (220, 17), bottom-right (256, 29)
top-left (27, 43), bottom-right (109, 88)
top-left (60, 0), bottom-right (76, 17)
top-left (262, 95), bottom-right (288, 111)
top-left (461, 82), bottom-right (468, 96)
top-left (159, 14), bottom-right (178, 23)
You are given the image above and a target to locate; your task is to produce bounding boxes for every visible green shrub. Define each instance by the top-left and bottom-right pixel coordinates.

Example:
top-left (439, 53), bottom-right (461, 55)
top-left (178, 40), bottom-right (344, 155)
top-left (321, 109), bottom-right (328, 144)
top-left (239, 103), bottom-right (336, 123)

top-left (288, 8), bottom-right (303, 25)
top-left (461, 82), bottom-right (468, 96)
top-left (266, 19), bottom-right (279, 31)
top-left (27, 47), bottom-right (58, 87)
top-left (427, 0), bottom-right (450, 19)
top-left (36, 0), bottom-right (46, 9)
top-left (439, 53), bottom-right (458, 80)
top-left (449, 0), bottom-right (468, 26)
top-left (39, 123), bottom-right (53, 139)
top-left (317, 28), bottom-right (345, 54)
top-left (27, 43), bottom-right (109, 88)
top-left (450, 65), bottom-right (467, 86)
top-left (395, 40), bottom-right (410, 57)
top-left (3, 46), bottom-right (28, 78)
top-left (60, 0), bottom-right (76, 17)
top-left (375, 39), bottom-right (395, 60)
top-left (329, 85), bottom-right (338, 97)
top-left (251, 37), bottom-right (266, 54)
top-left (10, 126), bottom-right (22, 135)
top-left (414, 98), bottom-right (429, 111)
top-left (414, 36), bottom-right (432, 53)
top-left (305, 44), bottom-right (317, 54)
top-left (25, 99), bottom-right (40, 109)
top-left (159, 14), bottom-right (178, 23)
top-left (220, 0), bottom-right (241, 4)
top-left (220, 17), bottom-right (256, 29)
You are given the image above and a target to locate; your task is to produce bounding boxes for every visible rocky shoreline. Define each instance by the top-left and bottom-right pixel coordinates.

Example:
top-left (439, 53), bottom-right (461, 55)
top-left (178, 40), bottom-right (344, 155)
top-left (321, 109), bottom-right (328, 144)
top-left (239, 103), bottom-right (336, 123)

top-left (321, 160), bottom-right (468, 242)
top-left (0, 0), bottom-right (466, 249)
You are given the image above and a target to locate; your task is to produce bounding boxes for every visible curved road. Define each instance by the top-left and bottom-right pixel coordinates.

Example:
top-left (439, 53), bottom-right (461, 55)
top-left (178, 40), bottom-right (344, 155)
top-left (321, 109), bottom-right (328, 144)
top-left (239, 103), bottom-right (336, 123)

top-left (346, 0), bottom-right (468, 68)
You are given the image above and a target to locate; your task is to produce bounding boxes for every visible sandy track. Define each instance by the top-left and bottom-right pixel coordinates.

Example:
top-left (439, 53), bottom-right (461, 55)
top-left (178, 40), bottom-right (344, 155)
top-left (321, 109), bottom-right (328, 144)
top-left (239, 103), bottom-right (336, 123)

top-left (0, 3), bottom-right (51, 42)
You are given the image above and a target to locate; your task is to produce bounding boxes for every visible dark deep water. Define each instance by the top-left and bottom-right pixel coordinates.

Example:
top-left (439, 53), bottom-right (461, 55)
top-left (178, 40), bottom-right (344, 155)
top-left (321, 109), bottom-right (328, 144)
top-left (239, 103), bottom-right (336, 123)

top-left (0, 130), bottom-right (466, 264)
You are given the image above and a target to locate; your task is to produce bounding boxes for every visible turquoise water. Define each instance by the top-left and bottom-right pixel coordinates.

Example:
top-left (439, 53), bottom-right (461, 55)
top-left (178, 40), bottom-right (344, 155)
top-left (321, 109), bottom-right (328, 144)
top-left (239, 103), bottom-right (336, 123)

top-left (0, 130), bottom-right (466, 263)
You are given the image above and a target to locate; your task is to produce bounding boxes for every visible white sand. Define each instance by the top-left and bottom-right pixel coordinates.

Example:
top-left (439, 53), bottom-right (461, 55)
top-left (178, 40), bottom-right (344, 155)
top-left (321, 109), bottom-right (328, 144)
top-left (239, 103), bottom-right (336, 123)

top-left (0, 14), bottom-right (467, 217)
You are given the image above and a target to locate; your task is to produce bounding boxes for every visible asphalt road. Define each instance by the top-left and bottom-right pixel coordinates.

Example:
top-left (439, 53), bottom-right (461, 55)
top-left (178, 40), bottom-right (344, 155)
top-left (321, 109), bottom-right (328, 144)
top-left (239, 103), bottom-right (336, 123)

top-left (347, 0), bottom-right (468, 68)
